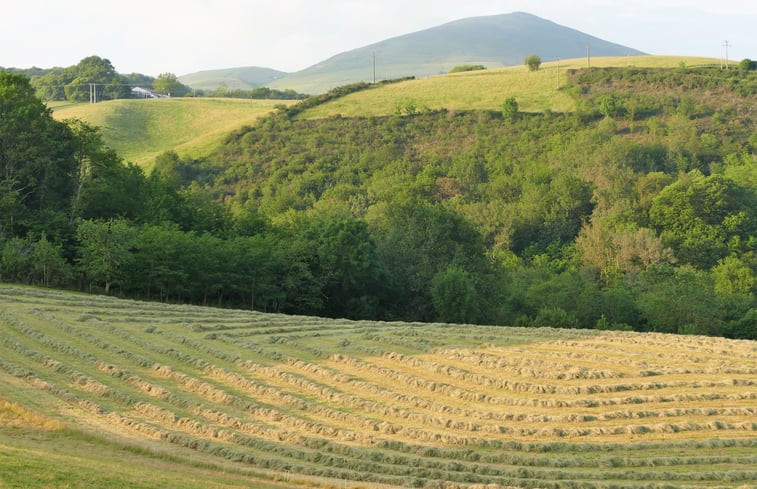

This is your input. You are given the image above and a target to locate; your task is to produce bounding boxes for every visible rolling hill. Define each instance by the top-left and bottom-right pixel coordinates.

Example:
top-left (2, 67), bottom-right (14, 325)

top-left (50, 97), bottom-right (293, 168)
top-left (0, 284), bottom-right (755, 489)
top-left (48, 56), bottom-right (718, 169)
top-left (300, 55), bottom-right (720, 117)
top-left (178, 66), bottom-right (288, 92)
top-left (268, 12), bottom-right (646, 94)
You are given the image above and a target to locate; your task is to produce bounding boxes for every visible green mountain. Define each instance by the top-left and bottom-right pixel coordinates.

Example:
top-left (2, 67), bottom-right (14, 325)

top-left (178, 66), bottom-right (288, 91)
top-left (268, 12), bottom-right (645, 94)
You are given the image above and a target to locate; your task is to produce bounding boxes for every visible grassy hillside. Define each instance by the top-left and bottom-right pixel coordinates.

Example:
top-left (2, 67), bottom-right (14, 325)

top-left (51, 98), bottom-right (292, 168)
top-left (269, 12), bottom-right (645, 95)
top-left (179, 67), bottom-right (288, 91)
top-left (1, 284), bottom-right (754, 489)
top-left (301, 55), bottom-right (720, 117)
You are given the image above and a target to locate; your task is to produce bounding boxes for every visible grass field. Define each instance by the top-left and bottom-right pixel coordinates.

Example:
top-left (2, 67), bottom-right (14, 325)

top-left (0, 284), bottom-right (754, 489)
top-left (50, 98), bottom-right (293, 169)
top-left (301, 56), bottom-right (721, 118)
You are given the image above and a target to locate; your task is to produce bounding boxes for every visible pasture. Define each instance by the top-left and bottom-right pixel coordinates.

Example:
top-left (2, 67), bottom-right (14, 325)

top-left (50, 97), bottom-right (292, 169)
top-left (0, 284), bottom-right (754, 488)
top-left (301, 56), bottom-right (721, 118)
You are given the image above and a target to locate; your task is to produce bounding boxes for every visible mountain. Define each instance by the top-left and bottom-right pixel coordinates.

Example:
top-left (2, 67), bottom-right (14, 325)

top-left (178, 66), bottom-right (288, 91)
top-left (268, 12), bottom-right (646, 94)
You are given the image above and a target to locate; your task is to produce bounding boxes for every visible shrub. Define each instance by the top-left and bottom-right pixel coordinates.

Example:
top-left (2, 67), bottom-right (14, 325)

top-left (449, 65), bottom-right (486, 74)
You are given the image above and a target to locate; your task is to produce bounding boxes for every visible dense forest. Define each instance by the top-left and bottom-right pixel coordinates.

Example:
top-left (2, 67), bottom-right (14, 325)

top-left (0, 65), bottom-right (755, 339)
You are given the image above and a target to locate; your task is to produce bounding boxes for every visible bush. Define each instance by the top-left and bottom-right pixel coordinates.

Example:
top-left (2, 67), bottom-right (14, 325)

top-left (449, 65), bottom-right (486, 73)
top-left (525, 54), bottom-right (542, 72)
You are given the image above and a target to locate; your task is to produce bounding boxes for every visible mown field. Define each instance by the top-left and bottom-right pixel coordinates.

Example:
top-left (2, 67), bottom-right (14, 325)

top-left (301, 56), bottom-right (720, 117)
top-left (0, 284), bottom-right (754, 489)
top-left (50, 97), bottom-right (293, 168)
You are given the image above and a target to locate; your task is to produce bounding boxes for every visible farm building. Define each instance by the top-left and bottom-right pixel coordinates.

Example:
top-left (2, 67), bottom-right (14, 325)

top-left (131, 87), bottom-right (169, 99)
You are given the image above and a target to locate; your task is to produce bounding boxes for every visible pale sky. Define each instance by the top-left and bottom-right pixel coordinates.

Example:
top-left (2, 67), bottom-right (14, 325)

top-left (2, 0), bottom-right (756, 76)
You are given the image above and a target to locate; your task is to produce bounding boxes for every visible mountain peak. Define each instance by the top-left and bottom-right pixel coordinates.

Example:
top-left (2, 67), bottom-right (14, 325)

top-left (269, 12), bottom-right (644, 94)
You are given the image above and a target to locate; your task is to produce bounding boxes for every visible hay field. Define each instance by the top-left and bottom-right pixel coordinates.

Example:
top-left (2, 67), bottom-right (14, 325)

top-left (301, 56), bottom-right (721, 118)
top-left (51, 98), bottom-right (292, 169)
top-left (0, 284), bottom-right (754, 489)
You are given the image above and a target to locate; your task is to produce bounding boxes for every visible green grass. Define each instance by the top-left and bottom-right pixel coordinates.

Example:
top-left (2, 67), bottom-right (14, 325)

top-left (301, 55), bottom-right (721, 118)
top-left (51, 98), bottom-right (292, 169)
top-left (0, 284), bottom-right (755, 489)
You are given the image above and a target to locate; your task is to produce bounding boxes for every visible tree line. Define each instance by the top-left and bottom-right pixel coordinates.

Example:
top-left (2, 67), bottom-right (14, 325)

top-left (6, 56), bottom-right (307, 101)
top-left (1, 67), bottom-right (755, 339)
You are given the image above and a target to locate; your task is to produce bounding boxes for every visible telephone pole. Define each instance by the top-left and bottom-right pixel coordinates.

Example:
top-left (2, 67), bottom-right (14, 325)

top-left (723, 41), bottom-right (731, 70)
top-left (587, 44), bottom-right (591, 68)
top-left (556, 57), bottom-right (560, 89)
top-left (372, 52), bottom-right (376, 83)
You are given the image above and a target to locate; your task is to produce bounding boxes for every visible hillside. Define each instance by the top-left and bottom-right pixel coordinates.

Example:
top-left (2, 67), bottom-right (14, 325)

top-left (1, 284), bottom-right (755, 489)
top-left (268, 12), bottom-right (645, 94)
top-left (300, 55), bottom-right (720, 117)
top-left (51, 97), bottom-right (293, 168)
top-left (179, 66), bottom-right (288, 91)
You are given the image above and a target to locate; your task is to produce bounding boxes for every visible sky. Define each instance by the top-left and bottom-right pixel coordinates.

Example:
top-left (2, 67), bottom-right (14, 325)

top-left (2, 0), bottom-right (756, 76)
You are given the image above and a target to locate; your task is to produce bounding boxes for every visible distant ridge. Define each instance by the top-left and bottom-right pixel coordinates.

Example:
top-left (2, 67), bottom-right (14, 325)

top-left (178, 66), bottom-right (288, 91)
top-left (268, 12), bottom-right (646, 94)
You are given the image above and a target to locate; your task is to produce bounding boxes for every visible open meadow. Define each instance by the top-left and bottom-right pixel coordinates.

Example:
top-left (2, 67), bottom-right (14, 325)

top-left (50, 97), bottom-right (293, 169)
top-left (301, 56), bottom-right (720, 117)
top-left (0, 284), bottom-right (754, 489)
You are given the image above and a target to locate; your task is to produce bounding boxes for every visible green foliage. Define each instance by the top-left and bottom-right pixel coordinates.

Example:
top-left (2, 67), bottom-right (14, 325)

top-left (649, 173), bottom-right (757, 269)
top-left (2, 65), bottom-right (755, 337)
top-left (739, 58), bottom-right (756, 71)
top-left (0, 71), bottom-right (76, 237)
top-left (431, 266), bottom-right (477, 323)
top-left (300, 216), bottom-right (389, 319)
top-left (724, 308), bottom-right (757, 339)
top-left (525, 54), bottom-right (542, 72)
top-left (76, 218), bottom-right (136, 294)
top-left (153, 73), bottom-right (190, 97)
top-left (712, 255), bottom-right (755, 295)
top-left (449, 65), bottom-right (486, 73)
top-left (502, 96), bottom-right (519, 121)
top-left (635, 265), bottom-right (722, 335)
top-left (63, 56), bottom-right (129, 102)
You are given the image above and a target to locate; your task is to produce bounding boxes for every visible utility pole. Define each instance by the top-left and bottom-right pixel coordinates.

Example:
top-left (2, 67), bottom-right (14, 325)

top-left (723, 41), bottom-right (731, 70)
top-left (587, 45), bottom-right (591, 68)
top-left (556, 57), bottom-right (560, 89)
top-left (372, 52), bottom-right (376, 83)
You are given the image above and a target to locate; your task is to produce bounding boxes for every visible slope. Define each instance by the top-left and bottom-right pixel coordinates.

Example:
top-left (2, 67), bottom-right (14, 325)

top-left (51, 97), bottom-right (293, 168)
top-left (0, 284), bottom-right (755, 489)
top-left (178, 66), bottom-right (288, 91)
top-left (300, 55), bottom-right (720, 117)
top-left (268, 12), bottom-right (645, 94)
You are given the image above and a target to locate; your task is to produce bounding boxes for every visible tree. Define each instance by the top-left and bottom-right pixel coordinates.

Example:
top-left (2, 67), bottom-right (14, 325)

top-left (712, 255), bottom-right (755, 295)
top-left (739, 58), bottom-right (756, 71)
top-left (64, 56), bottom-right (128, 102)
top-left (301, 216), bottom-right (388, 319)
top-left (76, 219), bottom-right (136, 294)
top-left (431, 266), bottom-right (476, 324)
top-left (0, 71), bottom-right (77, 237)
top-left (649, 173), bottom-right (757, 269)
top-left (153, 72), bottom-right (189, 97)
top-left (31, 233), bottom-right (70, 286)
top-left (525, 54), bottom-right (542, 71)
top-left (502, 97), bottom-right (519, 122)
top-left (634, 265), bottom-right (721, 335)
top-left (375, 202), bottom-right (494, 322)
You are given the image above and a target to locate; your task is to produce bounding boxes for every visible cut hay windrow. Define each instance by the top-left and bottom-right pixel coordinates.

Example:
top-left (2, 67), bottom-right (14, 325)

top-left (0, 285), bottom-right (755, 489)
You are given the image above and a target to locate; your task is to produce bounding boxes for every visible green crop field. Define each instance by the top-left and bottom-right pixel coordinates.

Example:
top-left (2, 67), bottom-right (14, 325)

top-left (0, 284), bottom-right (754, 489)
top-left (50, 98), bottom-right (293, 169)
top-left (301, 56), bottom-right (721, 118)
